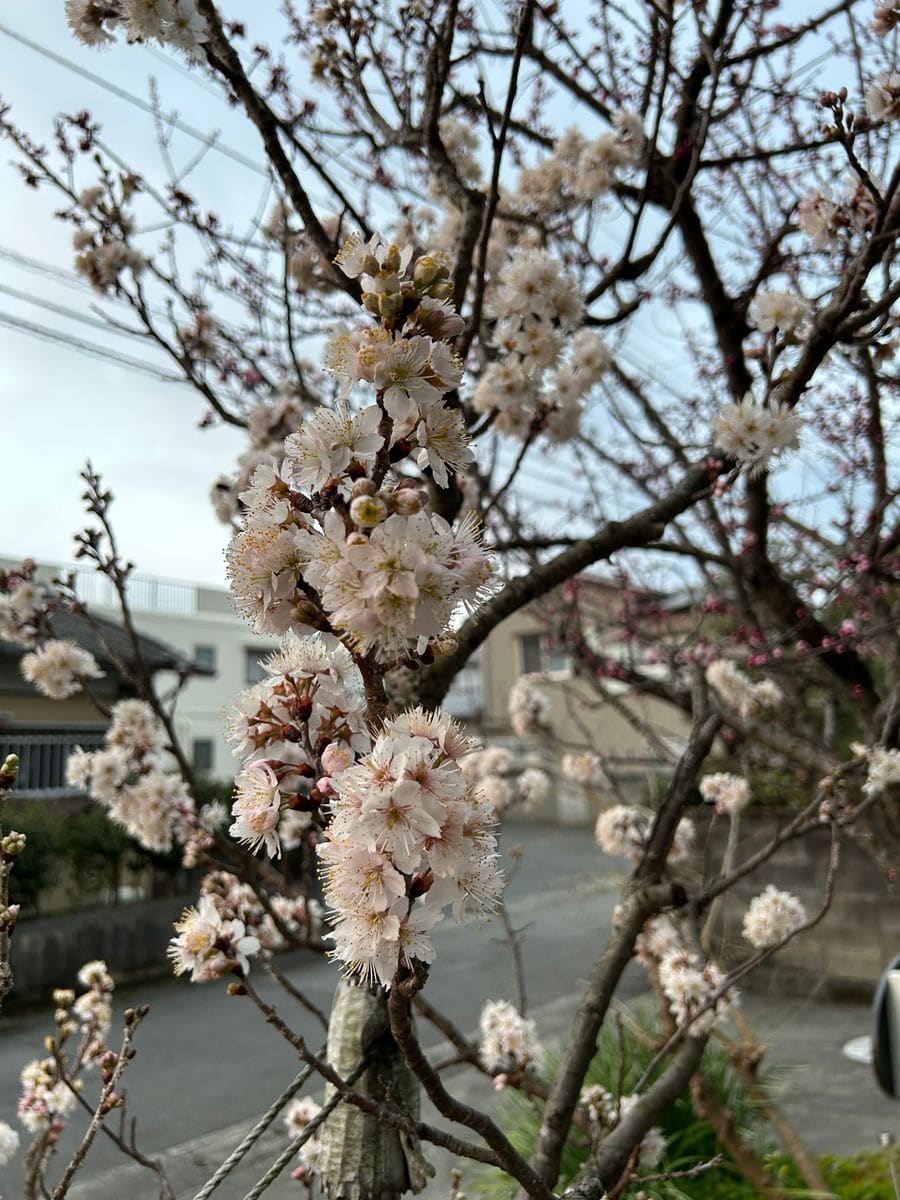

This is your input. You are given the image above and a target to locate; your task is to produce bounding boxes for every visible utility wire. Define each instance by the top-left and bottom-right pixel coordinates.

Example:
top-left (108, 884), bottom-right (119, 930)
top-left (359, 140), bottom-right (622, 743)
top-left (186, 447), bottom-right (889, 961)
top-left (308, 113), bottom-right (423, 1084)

top-left (0, 310), bottom-right (183, 382)
top-left (0, 20), bottom-right (267, 176)
top-left (0, 282), bottom-right (145, 340)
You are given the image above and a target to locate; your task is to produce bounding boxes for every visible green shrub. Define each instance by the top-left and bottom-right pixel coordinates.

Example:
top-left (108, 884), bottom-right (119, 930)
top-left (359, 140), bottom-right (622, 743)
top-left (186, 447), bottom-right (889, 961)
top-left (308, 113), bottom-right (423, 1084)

top-left (470, 1006), bottom-right (898, 1198)
top-left (2, 801), bottom-right (60, 912)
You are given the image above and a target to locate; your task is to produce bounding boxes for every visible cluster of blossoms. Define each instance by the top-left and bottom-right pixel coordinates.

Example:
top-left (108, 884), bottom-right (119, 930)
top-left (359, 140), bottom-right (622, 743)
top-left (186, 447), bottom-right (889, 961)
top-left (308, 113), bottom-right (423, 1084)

top-left (699, 772), bottom-right (751, 817)
top-left (561, 751), bottom-right (603, 786)
top-left (514, 116), bottom-right (645, 214)
top-left (168, 894), bottom-right (261, 983)
top-left (318, 710), bottom-right (502, 987)
top-left (199, 870), bottom-right (323, 951)
top-left (713, 395), bottom-right (802, 474)
top-left (872, 0), bottom-right (900, 36)
top-left (460, 747), bottom-right (552, 815)
top-left (0, 566), bottom-right (46, 647)
top-left (283, 1096), bottom-right (324, 1182)
top-left (52, 960), bottom-right (116, 1066)
top-left (478, 999), bottom-right (544, 1073)
top-left (742, 886), bottom-right (807, 949)
top-left (473, 252), bottom-right (608, 441)
top-left (798, 174), bottom-right (882, 249)
top-left (73, 234), bottom-right (144, 293)
top-left (21, 639), bottom-right (104, 700)
top-left (705, 659), bottom-right (783, 720)
top-left (224, 636), bottom-right (368, 857)
top-left (865, 71), bottom-right (900, 120)
top-left (634, 913), bottom-right (682, 967)
top-left (17, 1058), bottom-right (77, 1136)
top-left (225, 235), bottom-right (491, 663)
top-left (658, 949), bottom-right (734, 1034)
top-left (508, 674), bottom-right (551, 737)
top-left (747, 291), bottom-right (809, 336)
top-left (578, 1085), bottom-right (665, 1169)
top-left (65, 700), bottom-right (196, 855)
top-left (66, 0), bottom-right (208, 58)
top-left (595, 804), bottom-right (695, 865)
top-left (0, 1119), bottom-right (19, 1167)
top-left (211, 391), bottom-right (309, 526)
top-left (17, 961), bottom-right (114, 1136)
top-left (862, 745), bottom-right (900, 798)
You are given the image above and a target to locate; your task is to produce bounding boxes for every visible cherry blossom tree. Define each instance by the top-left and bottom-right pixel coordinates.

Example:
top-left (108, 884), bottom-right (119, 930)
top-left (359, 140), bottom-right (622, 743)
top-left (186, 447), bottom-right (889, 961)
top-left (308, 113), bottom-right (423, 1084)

top-left (0, 0), bottom-right (898, 1197)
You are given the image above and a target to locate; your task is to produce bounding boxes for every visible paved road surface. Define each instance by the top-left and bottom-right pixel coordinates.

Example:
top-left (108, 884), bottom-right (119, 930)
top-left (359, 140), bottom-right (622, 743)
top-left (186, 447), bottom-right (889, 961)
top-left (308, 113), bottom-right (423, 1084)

top-left (0, 824), bottom-right (894, 1198)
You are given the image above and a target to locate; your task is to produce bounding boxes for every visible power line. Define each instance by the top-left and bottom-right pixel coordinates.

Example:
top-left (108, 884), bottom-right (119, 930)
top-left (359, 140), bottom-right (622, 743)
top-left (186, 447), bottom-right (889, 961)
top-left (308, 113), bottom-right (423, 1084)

top-left (0, 20), bottom-right (268, 177)
top-left (0, 309), bottom-right (183, 382)
top-left (0, 282), bottom-right (144, 340)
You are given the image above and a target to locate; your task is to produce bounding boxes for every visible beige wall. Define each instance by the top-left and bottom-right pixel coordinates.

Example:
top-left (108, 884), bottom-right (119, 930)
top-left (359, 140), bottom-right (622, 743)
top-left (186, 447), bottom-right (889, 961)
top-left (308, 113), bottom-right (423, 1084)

top-left (482, 606), bottom-right (689, 758)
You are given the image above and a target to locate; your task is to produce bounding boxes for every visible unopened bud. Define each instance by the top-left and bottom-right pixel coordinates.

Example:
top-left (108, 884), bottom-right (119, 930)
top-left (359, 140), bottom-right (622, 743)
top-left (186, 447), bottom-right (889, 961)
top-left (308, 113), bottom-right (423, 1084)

top-left (350, 494), bottom-right (387, 528)
top-left (351, 478), bottom-right (376, 498)
top-left (227, 981), bottom-right (247, 996)
top-left (1, 831), bottom-right (26, 857)
top-left (413, 255), bottom-right (439, 287)
top-left (0, 754), bottom-right (19, 788)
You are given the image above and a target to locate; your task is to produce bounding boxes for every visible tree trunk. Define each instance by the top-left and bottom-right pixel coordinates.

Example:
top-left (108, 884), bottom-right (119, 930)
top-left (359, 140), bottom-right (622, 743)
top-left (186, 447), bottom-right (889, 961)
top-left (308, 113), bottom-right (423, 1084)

top-left (318, 978), bottom-right (431, 1200)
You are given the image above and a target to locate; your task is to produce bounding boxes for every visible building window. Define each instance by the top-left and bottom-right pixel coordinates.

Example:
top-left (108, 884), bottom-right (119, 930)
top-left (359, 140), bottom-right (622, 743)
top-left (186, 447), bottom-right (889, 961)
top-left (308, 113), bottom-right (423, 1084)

top-left (194, 644), bottom-right (217, 672)
top-left (519, 632), bottom-right (570, 676)
top-left (245, 648), bottom-right (268, 683)
top-left (443, 654), bottom-right (483, 719)
top-left (192, 738), bottom-right (214, 773)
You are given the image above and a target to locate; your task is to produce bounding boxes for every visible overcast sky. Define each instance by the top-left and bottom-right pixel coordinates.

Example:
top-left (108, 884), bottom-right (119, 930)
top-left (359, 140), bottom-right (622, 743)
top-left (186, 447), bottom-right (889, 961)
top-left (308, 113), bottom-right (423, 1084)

top-left (0, 6), bottom-right (291, 587)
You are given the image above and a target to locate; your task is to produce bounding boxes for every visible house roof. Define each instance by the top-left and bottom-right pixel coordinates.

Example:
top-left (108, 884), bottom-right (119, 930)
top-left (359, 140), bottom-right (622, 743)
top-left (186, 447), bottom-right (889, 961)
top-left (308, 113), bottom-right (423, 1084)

top-left (0, 610), bottom-right (214, 678)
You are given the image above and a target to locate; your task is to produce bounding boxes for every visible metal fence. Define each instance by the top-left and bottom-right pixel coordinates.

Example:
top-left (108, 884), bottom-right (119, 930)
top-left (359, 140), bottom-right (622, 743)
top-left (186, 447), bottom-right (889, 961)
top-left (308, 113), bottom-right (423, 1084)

top-left (0, 726), bottom-right (105, 798)
top-left (71, 567), bottom-right (197, 615)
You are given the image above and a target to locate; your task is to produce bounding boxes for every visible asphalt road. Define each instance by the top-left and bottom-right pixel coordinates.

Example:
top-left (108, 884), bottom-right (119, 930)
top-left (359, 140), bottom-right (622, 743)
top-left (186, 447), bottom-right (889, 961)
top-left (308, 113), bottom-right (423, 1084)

top-left (0, 824), bottom-right (894, 1199)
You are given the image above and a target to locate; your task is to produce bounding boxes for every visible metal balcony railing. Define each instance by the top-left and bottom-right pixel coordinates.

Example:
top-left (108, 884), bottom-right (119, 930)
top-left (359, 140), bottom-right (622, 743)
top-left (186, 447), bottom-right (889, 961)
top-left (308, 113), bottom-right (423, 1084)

top-left (0, 726), bottom-right (106, 799)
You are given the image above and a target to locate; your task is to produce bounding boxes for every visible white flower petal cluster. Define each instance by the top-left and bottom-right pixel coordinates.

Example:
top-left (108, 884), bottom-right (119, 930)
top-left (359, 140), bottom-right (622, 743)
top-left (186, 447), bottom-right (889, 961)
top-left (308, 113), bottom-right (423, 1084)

top-left (562, 751), bottom-right (602, 785)
top-left (863, 745), bottom-right (900, 798)
top-left (168, 894), bottom-right (261, 982)
top-left (0, 574), bottom-right (45, 647)
top-left (459, 746), bottom-right (513, 814)
top-left (698, 772), bottom-right (750, 817)
top-left (66, 0), bottom-right (209, 58)
top-left (798, 191), bottom-right (838, 248)
top-left (713, 395), bottom-right (802, 474)
top-left (318, 710), bottom-right (502, 987)
top-left (474, 250), bottom-right (597, 441)
top-left (516, 767), bottom-right (551, 810)
top-left (872, 2), bottom-right (900, 36)
top-left (742, 885), bottom-right (807, 949)
top-left (0, 1119), bottom-right (19, 1166)
top-left (438, 117), bottom-right (484, 187)
top-left (514, 115), bottom-right (644, 215)
top-left (865, 71), bottom-right (900, 120)
top-left (634, 914), bottom-right (682, 965)
top-left (20, 638), bottom-right (104, 700)
top-left (73, 236), bottom-right (145, 293)
top-left (595, 804), bottom-right (693, 865)
top-left (479, 999), bottom-right (544, 1072)
top-left (658, 950), bottom-right (734, 1034)
top-left (18, 1057), bottom-right (77, 1133)
top-left (283, 1095), bottom-right (324, 1177)
top-left (705, 660), bottom-right (783, 720)
top-left (747, 290), bottom-right (809, 334)
top-left (65, 700), bottom-right (196, 855)
top-left (199, 870), bottom-right (322, 952)
top-left (578, 1086), bottom-right (664, 1167)
top-left (508, 674), bottom-right (551, 736)
top-left (286, 403), bottom-right (383, 494)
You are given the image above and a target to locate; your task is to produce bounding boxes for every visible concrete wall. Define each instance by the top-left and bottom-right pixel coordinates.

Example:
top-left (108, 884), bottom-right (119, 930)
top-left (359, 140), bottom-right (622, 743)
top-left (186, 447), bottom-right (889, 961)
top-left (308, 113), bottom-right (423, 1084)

top-left (7, 897), bottom-right (189, 1007)
top-left (686, 810), bottom-right (899, 999)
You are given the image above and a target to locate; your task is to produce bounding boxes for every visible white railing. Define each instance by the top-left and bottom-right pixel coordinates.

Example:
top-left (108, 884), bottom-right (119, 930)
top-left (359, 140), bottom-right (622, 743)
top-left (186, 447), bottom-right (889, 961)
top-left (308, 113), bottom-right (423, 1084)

top-left (0, 727), bottom-right (105, 798)
top-left (71, 567), bottom-right (197, 616)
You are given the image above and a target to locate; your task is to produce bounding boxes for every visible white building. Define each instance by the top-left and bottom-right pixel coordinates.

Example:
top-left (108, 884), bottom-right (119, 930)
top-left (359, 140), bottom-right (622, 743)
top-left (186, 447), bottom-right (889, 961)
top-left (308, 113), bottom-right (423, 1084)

top-left (1, 557), bottom-right (280, 783)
